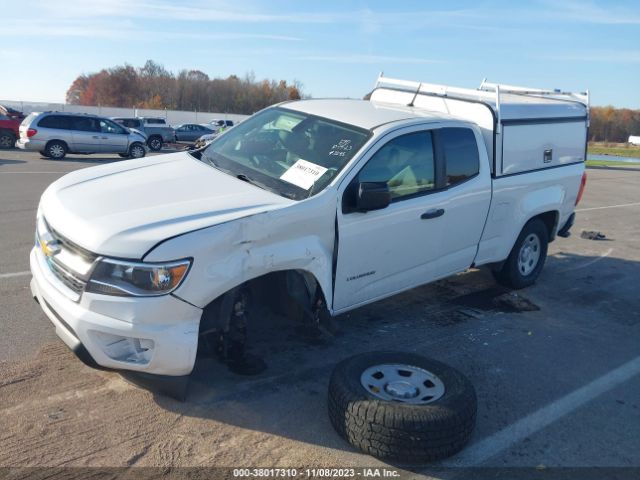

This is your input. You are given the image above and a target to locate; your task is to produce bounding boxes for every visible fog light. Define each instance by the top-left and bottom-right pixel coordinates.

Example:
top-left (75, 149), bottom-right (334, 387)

top-left (90, 331), bottom-right (154, 365)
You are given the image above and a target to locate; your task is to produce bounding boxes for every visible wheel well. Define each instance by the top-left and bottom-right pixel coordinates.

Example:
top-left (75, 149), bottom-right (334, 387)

top-left (198, 269), bottom-right (326, 336)
top-left (0, 128), bottom-right (15, 136)
top-left (147, 135), bottom-right (161, 141)
top-left (532, 211), bottom-right (559, 242)
top-left (45, 139), bottom-right (68, 150)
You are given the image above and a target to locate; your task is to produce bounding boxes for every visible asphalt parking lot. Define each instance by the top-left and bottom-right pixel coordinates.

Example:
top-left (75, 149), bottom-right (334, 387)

top-left (1, 149), bottom-right (639, 478)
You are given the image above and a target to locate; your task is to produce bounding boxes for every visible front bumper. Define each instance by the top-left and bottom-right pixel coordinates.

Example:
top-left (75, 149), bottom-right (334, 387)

top-left (30, 247), bottom-right (202, 376)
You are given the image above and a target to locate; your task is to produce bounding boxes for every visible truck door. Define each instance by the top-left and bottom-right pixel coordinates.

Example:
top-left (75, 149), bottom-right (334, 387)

top-left (333, 126), bottom-right (491, 312)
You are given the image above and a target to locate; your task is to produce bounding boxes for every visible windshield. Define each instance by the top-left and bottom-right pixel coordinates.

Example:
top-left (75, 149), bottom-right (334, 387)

top-left (199, 107), bottom-right (370, 200)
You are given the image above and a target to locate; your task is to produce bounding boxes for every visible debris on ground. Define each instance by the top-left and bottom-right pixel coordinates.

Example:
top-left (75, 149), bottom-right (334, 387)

top-left (581, 230), bottom-right (607, 241)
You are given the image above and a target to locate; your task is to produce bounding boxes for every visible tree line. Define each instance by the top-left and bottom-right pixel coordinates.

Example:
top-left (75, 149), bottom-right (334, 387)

top-left (589, 106), bottom-right (640, 143)
top-left (66, 60), bottom-right (303, 114)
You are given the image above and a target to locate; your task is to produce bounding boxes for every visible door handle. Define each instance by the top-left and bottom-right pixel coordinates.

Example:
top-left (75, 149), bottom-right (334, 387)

top-left (420, 208), bottom-right (445, 220)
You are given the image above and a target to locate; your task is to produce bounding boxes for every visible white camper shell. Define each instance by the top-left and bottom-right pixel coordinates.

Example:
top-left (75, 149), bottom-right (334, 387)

top-left (370, 74), bottom-right (589, 176)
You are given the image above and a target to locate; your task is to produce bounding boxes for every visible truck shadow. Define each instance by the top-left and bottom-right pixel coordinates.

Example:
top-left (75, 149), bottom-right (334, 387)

top-left (152, 249), bottom-right (640, 469)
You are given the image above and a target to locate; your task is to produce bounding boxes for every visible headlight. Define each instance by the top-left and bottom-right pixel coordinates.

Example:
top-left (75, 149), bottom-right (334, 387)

top-left (86, 258), bottom-right (191, 297)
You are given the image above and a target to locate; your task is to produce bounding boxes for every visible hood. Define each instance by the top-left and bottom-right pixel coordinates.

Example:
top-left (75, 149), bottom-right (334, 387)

top-left (129, 128), bottom-right (147, 139)
top-left (40, 152), bottom-right (293, 258)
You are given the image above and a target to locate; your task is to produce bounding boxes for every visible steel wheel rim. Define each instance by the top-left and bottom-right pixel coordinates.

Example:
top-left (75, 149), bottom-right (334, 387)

top-left (49, 145), bottom-right (64, 158)
top-left (131, 145), bottom-right (144, 158)
top-left (150, 138), bottom-right (161, 150)
top-left (0, 135), bottom-right (12, 147)
top-left (360, 363), bottom-right (445, 404)
top-left (518, 233), bottom-right (541, 276)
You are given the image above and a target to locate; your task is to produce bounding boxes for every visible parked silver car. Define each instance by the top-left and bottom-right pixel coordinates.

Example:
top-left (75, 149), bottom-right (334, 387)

top-left (174, 123), bottom-right (215, 142)
top-left (17, 112), bottom-right (148, 160)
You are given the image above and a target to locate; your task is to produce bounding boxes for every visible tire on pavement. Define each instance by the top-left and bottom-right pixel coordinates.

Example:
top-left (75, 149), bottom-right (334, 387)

top-left (45, 140), bottom-right (67, 160)
top-left (128, 142), bottom-right (146, 159)
top-left (0, 131), bottom-right (16, 149)
top-left (493, 218), bottom-right (549, 289)
top-left (328, 351), bottom-right (477, 463)
top-left (147, 136), bottom-right (163, 151)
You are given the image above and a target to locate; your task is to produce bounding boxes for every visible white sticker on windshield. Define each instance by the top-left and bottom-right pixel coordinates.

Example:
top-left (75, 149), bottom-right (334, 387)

top-left (280, 159), bottom-right (328, 190)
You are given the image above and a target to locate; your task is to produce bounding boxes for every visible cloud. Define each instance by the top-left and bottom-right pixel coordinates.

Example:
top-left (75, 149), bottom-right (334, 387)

top-left (295, 54), bottom-right (443, 65)
top-left (543, 50), bottom-right (640, 63)
top-left (539, 0), bottom-right (640, 24)
top-left (0, 19), bottom-right (301, 42)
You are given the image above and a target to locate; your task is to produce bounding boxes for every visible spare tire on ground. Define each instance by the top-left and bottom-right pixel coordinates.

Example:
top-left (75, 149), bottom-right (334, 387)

top-left (328, 351), bottom-right (477, 463)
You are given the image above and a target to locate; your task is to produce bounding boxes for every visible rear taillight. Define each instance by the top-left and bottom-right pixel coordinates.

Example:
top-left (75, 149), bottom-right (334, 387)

top-left (27, 128), bottom-right (38, 138)
top-left (575, 172), bottom-right (587, 205)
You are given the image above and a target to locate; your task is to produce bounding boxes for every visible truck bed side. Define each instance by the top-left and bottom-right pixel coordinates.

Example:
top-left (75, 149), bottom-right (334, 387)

top-left (474, 162), bottom-right (585, 266)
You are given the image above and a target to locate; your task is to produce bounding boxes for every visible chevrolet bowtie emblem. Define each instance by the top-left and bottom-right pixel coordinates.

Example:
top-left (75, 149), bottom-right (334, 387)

top-left (40, 234), bottom-right (61, 257)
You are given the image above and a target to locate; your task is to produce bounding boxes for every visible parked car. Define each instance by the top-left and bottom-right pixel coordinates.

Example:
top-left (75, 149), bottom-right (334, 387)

top-left (208, 119), bottom-right (234, 132)
top-left (0, 105), bottom-right (25, 149)
top-left (112, 117), bottom-right (175, 151)
top-left (17, 112), bottom-right (147, 159)
top-left (29, 77), bottom-right (587, 393)
top-left (174, 123), bottom-right (214, 142)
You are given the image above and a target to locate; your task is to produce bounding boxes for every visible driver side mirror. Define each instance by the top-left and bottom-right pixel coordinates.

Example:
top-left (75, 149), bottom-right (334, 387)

top-left (356, 182), bottom-right (391, 212)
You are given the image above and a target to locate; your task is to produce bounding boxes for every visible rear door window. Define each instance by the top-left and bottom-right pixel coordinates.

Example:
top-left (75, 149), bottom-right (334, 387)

top-left (439, 128), bottom-right (480, 186)
top-left (38, 115), bottom-right (72, 130)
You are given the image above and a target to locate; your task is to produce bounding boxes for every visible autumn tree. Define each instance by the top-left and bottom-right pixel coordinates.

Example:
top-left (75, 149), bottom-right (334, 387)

top-left (65, 60), bottom-right (305, 114)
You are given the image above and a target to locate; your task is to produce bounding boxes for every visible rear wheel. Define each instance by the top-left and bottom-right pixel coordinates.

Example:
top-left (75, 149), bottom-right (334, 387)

top-left (493, 218), bottom-right (548, 289)
top-left (128, 143), bottom-right (146, 158)
top-left (0, 131), bottom-right (16, 149)
top-left (147, 136), bottom-right (163, 151)
top-left (45, 141), bottom-right (67, 160)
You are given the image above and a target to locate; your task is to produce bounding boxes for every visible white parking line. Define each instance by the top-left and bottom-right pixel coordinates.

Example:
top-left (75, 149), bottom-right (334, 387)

top-left (558, 247), bottom-right (614, 272)
top-left (443, 355), bottom-right (640, 467)
top-left (576, 201), bottom-right (640, 212)
top-left (0, 271), bottom-right (30, 279)
top-left (0, 171), bottom-right (67, 174)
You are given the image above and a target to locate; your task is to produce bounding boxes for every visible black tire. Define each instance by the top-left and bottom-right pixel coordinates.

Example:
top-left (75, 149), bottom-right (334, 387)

top-left (118, 153), bottom-right (128, 158)
top-left (45, 141), bottom-right (67, 160)
top-left (0, 131), bottom-right (16, 149)
top-left (147, 136), bottom-right (163, 151)
top-left (328, 351), bottom-right (477, 463)
top-left (39, 150), bottom-right (50, 158)
top-left (493, 218), bottom-right (549, 289)
top-left (128, 142), bottom-right (146, 158)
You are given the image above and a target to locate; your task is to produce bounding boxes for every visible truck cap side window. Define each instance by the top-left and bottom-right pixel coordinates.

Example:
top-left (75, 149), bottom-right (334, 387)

top-left (439, 127), bottom-right (480, 186)
top-left (358, 131), bottom-right (435, 201)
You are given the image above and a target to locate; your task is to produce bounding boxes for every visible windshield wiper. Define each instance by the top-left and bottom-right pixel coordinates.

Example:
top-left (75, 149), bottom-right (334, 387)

top-left (236, 174), bottom-right (271, 191)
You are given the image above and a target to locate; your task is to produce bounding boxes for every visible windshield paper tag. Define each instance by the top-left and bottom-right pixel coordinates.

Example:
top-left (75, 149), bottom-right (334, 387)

top-left (280, 159), bottom-right (328, 190)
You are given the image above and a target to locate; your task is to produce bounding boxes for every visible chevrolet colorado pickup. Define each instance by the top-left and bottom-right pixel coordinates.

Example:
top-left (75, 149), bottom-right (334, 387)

top-left (30, 76), bottom-right (588, 388)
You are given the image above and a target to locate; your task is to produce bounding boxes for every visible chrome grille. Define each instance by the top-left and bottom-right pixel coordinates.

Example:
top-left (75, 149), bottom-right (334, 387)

top-left (47, 257), bottom-right (87, 294)
top-left (38, 218), bottom-right (97, 298)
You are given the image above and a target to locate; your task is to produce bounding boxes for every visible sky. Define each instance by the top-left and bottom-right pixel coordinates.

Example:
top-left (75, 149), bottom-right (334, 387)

top-left (1, 0), bottom-right (639, 108)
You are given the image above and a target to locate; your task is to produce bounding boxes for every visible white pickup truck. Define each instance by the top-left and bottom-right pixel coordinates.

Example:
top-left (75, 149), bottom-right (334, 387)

top-left (30, 76), bottom-right (588, 389)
